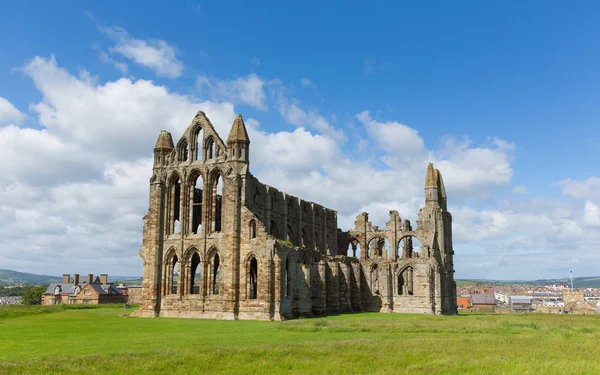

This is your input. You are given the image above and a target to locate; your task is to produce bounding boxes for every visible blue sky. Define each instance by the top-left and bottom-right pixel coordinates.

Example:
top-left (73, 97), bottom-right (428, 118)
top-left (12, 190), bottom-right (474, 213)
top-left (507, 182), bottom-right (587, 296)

top-left (1, 1), bottom-right (599, 280)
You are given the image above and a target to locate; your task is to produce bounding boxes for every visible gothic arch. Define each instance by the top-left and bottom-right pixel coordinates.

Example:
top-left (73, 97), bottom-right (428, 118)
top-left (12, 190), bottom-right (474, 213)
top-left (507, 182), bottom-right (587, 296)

top-left (177, 138), bottom-right (189, 162)
top-left (246, 254), bottom-right (259, 299)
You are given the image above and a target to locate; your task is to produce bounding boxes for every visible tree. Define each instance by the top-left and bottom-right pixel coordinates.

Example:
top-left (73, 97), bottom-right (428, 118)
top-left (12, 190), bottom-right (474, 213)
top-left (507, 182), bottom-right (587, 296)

top-left (21, 286), bottom-right (46, 305)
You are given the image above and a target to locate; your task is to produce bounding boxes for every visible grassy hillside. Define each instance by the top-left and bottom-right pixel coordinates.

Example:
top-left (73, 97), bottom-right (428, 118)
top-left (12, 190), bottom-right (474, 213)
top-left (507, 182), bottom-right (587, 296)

top-left (0, 269), bottom-right (59, 285)
top-left (1, 306), bottom-right (599, 374)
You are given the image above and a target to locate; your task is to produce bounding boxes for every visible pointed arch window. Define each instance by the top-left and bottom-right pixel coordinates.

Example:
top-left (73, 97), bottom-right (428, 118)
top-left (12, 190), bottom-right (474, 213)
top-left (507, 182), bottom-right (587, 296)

top-left (212, 174), bottom-right (223, 232)
top-left (398, 267), bottom-right (414, 295)
top-left (212, 253), bottom-right (220, 295)
top-left (206, 138), bottom-right (215, 159)
top-left (169, 175), bottom-right (181, 234)
top-left (285, 257), bottom-right (292, 297)
top-left (189, 252), bottom-right (201, 295)
top-left (170, 255), bottom-right (179, 295)
top-left (270, 220), bottom-right (279, 238)
top-left (370, 264), bottom-right (379, 294)
top-left (195, 126), bottom-right (204, 161)
top-left (191, 174), bottom-right (203, 234)
top-left (248, 257), bottom-right (258, 299)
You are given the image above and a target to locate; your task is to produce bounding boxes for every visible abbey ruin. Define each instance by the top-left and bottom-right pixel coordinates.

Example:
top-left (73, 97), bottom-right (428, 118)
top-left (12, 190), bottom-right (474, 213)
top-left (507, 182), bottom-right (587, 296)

top-left (133, 112), bottom-right (457, 320)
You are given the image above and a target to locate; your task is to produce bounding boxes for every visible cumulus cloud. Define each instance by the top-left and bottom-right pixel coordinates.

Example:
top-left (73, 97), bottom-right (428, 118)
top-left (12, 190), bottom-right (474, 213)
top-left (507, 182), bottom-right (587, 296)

top-left (4, 52), bottom-right (598, 280)
top-left (277, 95), bottom-right (345, 141)
top-left (583, 200), bottom-right (600, 227)
top-left (99, 25), bottom-right (184, 78)
top-left (557, 177), bottom-right (600, 201)
top-left (0, 96), bottom-right (25, 125)
top-left (197, 73), bottom-right (267, 110)
top-left (23, 55), bottom-right (235, 160)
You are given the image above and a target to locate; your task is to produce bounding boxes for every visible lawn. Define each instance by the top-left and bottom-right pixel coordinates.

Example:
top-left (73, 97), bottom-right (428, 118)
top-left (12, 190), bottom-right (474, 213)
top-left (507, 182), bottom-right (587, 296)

top-left (1, 305), bottom-right (599, 374)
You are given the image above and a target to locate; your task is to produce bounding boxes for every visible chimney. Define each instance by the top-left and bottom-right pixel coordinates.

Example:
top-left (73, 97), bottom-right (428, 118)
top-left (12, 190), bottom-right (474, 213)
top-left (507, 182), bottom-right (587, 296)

top-left (73, 274), bottom-right (80, 285)
top-left (100, 274), bottom-right (108, 285)
top-left (62, 274), bottom-right (70, 284)
top-left (88, 274), bottom-right (94, 284)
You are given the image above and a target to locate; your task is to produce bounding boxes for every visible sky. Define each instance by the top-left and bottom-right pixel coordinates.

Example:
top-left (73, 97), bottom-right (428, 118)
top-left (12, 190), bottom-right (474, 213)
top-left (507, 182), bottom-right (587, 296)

top-left (1, 1), bottom-right (599, 280)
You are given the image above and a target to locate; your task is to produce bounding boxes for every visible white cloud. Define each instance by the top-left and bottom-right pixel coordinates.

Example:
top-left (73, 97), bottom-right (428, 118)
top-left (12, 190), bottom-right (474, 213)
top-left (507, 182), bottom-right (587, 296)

top-left (513, 185), bottom-right (528, 194)
top-left (300, 77), bottom-right (316, 88)
top-left (583, 200), bottom-right (600, 227)
top-left (557, 177), bottom-right (600, 201)
top-left (0, 96), bottom-right (25, 125)
top-left (4, 52), bottom-right (597, 281)
top-left (23, 56), bottom-right (234, 160)
top-left (197, 73), bottom-right (267, 110)
top-left (277, 95), bottom-right (345, 141)
top-left (356, 110), bottom-right (425, 156)
top-left (99, 25), bottom-right (184, 78)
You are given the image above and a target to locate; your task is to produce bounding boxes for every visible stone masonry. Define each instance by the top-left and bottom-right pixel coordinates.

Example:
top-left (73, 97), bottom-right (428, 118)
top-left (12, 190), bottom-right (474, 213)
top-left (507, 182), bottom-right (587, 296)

top-left (132, 111), bottom-right (457, 320)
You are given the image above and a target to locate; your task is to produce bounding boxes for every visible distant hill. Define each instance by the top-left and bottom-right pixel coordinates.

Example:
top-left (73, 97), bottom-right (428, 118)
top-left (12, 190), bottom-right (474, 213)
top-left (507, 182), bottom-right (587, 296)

top-left (0, 269), bottom-right (60, 285)
top-left (456, 276), bottom-right (600, 289)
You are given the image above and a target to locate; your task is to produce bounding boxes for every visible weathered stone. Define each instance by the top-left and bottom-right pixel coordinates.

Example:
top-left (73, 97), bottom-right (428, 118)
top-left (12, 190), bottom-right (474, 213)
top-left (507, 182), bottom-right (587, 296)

top-left (132, 112), bottom-right (457, 320)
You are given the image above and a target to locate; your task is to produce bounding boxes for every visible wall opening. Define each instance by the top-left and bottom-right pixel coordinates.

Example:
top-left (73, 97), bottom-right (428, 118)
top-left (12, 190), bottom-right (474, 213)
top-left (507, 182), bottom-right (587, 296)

top-left (398, 267), bottom-right (414, 295)
top-left (195, 127), bottom-right (203, 161)
top-left (213, 174), bottom-right (222, 232)
top-left (212, 253), bottom-right (220, 295)
top-left (191, 174), bottom-right (203, 234)
top-left (370, 264), bottom-right (379, 294)
top-left (249, 219), bottom-right (257, 239)
top-left (170, 176), bottom-right (181, 234)
top-left (270, 220), bottom-right (279, 238)
top-left (171, 255), bottom-right (178, 294)
top-left (190, 252), bottom-right (200, 294)
top-left (285, 257), bottom-right (291, 297)
top-left (398, 236), bottom-right (421, 258)
top-left (248, 257), bottom-right (258, 299)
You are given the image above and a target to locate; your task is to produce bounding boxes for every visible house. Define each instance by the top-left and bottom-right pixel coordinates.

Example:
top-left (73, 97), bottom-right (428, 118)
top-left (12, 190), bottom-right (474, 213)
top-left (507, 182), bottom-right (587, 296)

top-left (510, 295), bottom-right (533, 313)
top-left (42, 273), bottom-right (127, 305)
top-left (565, 301), bottom-right (597, 315)
top-left (471, 294), bottom-right (496, 312)
top-left (456, 297), bottom-right (470, 310)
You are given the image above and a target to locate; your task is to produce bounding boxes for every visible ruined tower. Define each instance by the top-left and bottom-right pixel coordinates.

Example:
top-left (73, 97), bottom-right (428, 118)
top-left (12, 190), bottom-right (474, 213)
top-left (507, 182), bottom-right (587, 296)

top-left (133, 112), bottom-right (457, 320)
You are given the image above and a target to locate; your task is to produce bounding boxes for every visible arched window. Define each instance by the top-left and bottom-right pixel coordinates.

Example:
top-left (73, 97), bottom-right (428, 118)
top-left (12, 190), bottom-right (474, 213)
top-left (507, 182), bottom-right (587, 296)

top-left (248, 257), bottom-right (258, 299)
top-left (347, 239), bottom-right (360, 258)
top-left (170, 255), bottom-right (179, 294)
top-left (191, 174), bottom-right (203, 234)
top-left (178, 140), bottom-right (189, 162)
top-left (270, 220), bottom-right (279, 238)
top-left (206, 138), bottom-right (215, 159)
top-left (249, 219), bottom-right (257, 239)
top-left (398, 267), bottom-right (414, 295)
top-left (314, 231), bottom-right (320, 251)
top-left (367, 237), bottom-right (385, 258)
top-left (189, 252), bottom-right (200, 295)
top-left (195, 127), bottom-right (204, 161)
top-left (169, 175), bottom-right (181, 234)
top-left (370, 264), bottom-right (379, 294)
top-left (212, 253), bottom-right (220, 295)
top-left (285, 257), bottom-right (292, 297)
top-left (398, 236), bottom-right (421, 259)
top-left (212, 173), bottom-right (223, 232)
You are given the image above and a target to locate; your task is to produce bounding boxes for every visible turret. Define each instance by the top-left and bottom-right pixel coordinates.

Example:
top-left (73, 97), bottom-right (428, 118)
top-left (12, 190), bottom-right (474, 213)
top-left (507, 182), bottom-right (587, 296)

top-left (154, 130), bottom-right (174, 168)
top-left (227, 114), bottom-right (250, 162)
top-left (424, 163), bottom-right (439, 207)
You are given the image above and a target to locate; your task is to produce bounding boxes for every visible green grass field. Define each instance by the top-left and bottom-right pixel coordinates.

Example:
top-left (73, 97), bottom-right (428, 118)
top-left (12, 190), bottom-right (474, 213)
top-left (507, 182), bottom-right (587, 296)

top-left (1, 305), bottom-right (599, 374)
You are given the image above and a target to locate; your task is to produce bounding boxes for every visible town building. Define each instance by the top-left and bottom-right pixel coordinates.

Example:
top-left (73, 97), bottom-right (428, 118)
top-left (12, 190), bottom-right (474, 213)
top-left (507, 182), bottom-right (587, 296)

top-left (471, 294), bottom-right (496, 312)
top-left (42, 274), bottom-right (127, 305)
top-left (133, 112), bottom-right (457, 320)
